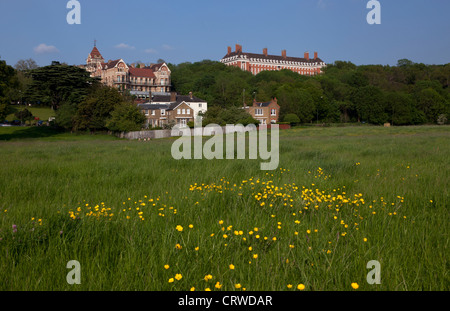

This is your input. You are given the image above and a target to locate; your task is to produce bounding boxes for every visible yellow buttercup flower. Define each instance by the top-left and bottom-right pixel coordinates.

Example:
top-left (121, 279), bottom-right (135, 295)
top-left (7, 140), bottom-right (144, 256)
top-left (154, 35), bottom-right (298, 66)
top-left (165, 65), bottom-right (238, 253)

top-left (229, 264), bottom-right (235, 270)
top-left (297, 284), bottom-right (305, 290)
top-left (351, 283), bottom-right (359, 289)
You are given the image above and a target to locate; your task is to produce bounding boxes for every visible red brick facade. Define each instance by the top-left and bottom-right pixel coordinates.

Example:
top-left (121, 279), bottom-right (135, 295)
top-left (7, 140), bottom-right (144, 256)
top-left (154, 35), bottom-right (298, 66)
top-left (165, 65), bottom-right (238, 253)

top-left (221, 44), bottom-right (325, 76)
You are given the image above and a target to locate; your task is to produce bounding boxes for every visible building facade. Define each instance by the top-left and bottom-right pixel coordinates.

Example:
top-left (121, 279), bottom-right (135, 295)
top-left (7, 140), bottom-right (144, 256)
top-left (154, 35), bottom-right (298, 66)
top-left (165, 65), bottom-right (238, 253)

top-left (84, 45), bottom-right (171, 99)
top-left (244, 98), bottom-right (280, 125)
top-left (221, 44), bottom-right (326, 76)
top-left (138, 92), bottom-right (208, 128)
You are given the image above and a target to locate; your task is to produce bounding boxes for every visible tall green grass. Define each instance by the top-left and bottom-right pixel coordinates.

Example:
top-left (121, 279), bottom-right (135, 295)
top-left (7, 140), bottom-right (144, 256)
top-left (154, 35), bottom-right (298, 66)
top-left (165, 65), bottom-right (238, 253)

top-left (0, 125), bottom-right (448, 291)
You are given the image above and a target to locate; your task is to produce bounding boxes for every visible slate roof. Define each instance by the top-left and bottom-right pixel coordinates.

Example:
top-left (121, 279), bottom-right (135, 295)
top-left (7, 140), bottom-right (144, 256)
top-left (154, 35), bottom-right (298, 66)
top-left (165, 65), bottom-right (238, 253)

top-left (138, 93), bottom-right (207, 111)
top-left (223, 51), bottom-right (323, 64)
top-left (151, 94), bottom-right (207, 103)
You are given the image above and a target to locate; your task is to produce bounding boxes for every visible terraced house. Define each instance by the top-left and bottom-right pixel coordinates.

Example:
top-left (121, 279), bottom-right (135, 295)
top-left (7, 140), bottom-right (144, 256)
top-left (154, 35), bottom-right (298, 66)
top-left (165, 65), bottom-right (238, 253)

top-left (138, 92), bottom-right (208, 128)
top-left (83, 44), bottom-right (171, 99)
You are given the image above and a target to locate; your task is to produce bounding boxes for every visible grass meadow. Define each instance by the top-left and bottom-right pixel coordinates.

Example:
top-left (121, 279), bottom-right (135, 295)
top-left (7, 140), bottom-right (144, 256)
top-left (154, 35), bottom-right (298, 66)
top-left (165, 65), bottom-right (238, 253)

top-left (0, 125), bottom-right (448, 291)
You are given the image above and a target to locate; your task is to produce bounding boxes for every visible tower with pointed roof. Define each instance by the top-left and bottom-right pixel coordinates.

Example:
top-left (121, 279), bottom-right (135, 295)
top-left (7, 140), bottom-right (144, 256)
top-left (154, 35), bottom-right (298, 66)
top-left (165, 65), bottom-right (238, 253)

top-left (86, 41), bottom-right (105, 75)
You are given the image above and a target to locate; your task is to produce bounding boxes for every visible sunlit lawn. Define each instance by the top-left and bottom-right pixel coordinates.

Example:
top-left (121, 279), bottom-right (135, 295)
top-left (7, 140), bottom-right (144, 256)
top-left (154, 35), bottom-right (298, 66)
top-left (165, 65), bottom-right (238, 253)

top-left (0, 125), bottom-right (448, 291)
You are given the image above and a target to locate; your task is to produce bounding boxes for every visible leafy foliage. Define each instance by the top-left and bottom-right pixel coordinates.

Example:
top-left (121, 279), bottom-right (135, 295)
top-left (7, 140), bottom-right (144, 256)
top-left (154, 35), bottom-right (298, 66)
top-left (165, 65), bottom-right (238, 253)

top-left (106, 102), bottom-right (147, 132)
top-left (170, 59), bottom-right (450, 125)
top-left (25, 62), bottom-right (98, 109)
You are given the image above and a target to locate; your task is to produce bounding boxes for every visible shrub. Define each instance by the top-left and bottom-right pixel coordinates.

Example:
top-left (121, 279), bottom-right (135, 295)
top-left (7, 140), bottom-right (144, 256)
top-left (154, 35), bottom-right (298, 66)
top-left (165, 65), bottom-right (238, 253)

top-left (283, 113), bottom-right (300, 125)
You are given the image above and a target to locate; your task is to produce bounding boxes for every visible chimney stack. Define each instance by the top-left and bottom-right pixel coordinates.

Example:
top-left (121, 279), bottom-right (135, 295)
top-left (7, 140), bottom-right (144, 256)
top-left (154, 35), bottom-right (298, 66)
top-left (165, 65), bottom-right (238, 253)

top-left (282, 50), bottom-right (287, 59)
top-left (304, 52), bottom-right (310, 61)
top-left (189, 91), bottom-right (193, 100)
top-left (263, 48), bottom-right (268, 56)
top-left (314, 52), bottom-right (318, 60)
top-left (227, 46), bottom-right (232, 54)
top-left (236, 44), bottom-right (242, 53)
top-left (170, 91), bottom-right (177, 102)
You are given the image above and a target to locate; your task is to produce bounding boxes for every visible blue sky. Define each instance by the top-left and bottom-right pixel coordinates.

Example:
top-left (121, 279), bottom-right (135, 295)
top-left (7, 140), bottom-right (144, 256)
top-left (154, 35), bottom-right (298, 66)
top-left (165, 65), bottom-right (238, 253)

top-left (0, 0), bottom-right (449, 67)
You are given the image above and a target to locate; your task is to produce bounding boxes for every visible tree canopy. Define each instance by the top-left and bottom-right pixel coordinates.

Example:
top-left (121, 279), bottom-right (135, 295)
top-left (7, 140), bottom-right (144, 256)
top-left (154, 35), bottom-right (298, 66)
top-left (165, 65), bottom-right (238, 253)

top-left (169, 59), bottom-right (450, 125)
top-left (25, 62), bottom-right (98, 110)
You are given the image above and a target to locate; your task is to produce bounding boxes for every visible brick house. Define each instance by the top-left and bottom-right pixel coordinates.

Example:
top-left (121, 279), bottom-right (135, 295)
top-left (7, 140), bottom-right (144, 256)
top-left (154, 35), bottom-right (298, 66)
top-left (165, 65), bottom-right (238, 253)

top-left (244, 98), bottom-right (280, 125)
top-left (138, 92), bottom-right (207, 128)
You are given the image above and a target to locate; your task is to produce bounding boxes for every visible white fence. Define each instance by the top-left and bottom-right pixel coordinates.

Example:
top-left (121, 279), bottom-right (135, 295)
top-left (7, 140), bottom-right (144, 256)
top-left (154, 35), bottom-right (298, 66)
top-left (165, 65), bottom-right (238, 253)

top-left (117, 125), bottom-right (259, 140)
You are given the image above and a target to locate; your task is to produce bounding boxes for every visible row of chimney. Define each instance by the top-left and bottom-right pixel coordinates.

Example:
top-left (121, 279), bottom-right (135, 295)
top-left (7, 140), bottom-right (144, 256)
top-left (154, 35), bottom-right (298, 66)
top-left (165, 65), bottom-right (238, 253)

top-left (227, 44), bottom-right (318, 61)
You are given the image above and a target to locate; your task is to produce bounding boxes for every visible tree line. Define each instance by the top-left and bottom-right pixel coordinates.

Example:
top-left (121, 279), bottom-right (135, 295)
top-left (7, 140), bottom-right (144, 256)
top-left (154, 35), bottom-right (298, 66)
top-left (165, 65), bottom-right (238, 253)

top-left (169, 59), bottom-right (449, 125)
top-left (0, 59), bottom-right (145, 132)
top-left (1, 56), bottom-right (449, 132)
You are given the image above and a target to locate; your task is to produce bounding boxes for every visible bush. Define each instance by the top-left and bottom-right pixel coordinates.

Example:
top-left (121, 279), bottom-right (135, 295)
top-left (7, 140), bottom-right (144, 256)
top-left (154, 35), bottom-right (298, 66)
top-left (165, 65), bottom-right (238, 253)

top-left (106, 102), bottom-right (146, 132)
top-left (14, 108), bottom-right (34, 124)
top-left (283, 113), bottom-right (300, 125)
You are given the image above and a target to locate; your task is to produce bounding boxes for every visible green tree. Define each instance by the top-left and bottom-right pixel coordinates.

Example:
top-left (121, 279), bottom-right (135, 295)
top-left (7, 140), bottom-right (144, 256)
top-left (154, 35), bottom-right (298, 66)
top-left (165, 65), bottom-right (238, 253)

top-left (26, 63), bottom-right (97, 109)
top-left (0, 98), bottom-right (9, 121)
top-left (283, 113), bottom-right (300, 125)
top-left (15, 108), bottom-right (34, 125)
top-left (385, 92), bottom-right (416, 125)
top-left (352, 86), bottom-right (387, 124)
top-left (73, 86), bottom-right (125, 131)
top-left (0, 59), bottom-right (16, 99)
top-left (106, 102), bottom-right (146, 132)
top-left (415, 88), bottom-right (447, 123)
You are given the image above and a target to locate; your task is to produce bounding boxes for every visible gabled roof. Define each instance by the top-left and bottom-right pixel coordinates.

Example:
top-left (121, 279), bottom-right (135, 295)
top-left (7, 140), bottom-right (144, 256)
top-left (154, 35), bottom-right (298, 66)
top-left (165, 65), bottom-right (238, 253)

top-left (148, 63), bottom-right (169, 71)
top-left (102, 59), bottom-right (125, 70)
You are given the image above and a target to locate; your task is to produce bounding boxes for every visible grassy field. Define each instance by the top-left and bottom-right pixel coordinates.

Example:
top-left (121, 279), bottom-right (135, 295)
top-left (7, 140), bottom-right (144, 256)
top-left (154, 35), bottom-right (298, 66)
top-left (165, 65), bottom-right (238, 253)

top-left (0, 125), bottom-right (448, 291)
top-left (4, 105), bottom-right (56, 122)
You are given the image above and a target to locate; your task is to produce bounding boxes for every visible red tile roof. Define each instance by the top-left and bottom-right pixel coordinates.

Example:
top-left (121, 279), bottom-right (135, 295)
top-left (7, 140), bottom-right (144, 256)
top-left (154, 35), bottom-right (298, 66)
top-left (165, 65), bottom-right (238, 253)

top-left (89, 46), bottom-right (103, 58)
top-left (129, 67), bottom-right (156, 78)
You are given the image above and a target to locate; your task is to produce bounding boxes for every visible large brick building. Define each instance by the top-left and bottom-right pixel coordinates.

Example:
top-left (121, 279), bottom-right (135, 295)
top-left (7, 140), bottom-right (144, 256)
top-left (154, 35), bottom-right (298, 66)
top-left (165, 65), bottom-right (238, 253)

top-left (83, 45), bottom-right (171, 99)
top-left (221, 44), bottom-right (326, 76)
